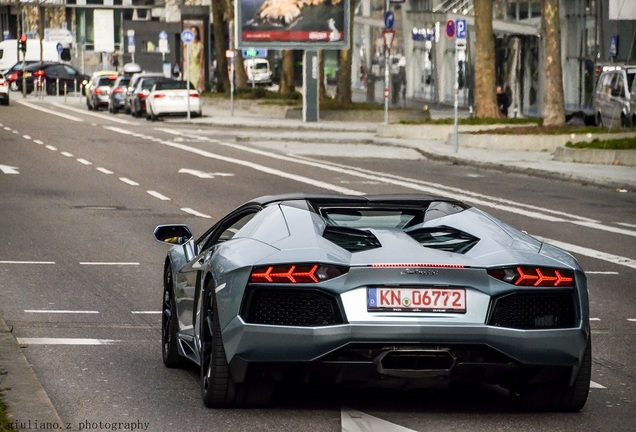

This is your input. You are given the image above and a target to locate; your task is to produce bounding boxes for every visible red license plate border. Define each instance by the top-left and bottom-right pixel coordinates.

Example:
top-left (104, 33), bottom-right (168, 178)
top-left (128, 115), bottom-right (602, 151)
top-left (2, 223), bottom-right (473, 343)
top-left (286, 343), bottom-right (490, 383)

top-left (367, 286), bottom-right (467, 313)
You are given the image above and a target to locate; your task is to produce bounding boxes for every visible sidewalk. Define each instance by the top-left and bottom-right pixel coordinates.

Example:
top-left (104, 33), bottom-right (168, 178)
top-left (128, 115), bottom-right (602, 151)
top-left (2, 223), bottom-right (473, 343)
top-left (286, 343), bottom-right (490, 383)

top-left (184, 100), bottom-right (635, 191)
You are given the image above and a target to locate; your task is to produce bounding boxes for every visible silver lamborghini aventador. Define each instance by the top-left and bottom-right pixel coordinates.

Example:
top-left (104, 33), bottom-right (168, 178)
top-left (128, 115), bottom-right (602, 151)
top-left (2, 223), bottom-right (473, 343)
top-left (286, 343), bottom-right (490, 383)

top-left (154, 193), bottom-right (591, 411)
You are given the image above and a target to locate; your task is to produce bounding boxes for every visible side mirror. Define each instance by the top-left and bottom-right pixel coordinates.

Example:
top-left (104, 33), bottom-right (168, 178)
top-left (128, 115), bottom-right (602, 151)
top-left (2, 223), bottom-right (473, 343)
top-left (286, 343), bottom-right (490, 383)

top-left (154, 224), bottom-right (193, 245)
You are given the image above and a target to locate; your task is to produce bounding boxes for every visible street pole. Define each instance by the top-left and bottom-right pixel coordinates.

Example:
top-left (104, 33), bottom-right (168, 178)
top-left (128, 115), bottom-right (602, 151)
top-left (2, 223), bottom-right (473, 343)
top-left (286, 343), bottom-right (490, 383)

top-left (453, 46), bottom-right (459, 153)
top-left (186, 43), bottom-right (191, 121)
top-left (229, 21), bottom-right (235, 117)
top-left (384, 0), bottom-right (390, 125)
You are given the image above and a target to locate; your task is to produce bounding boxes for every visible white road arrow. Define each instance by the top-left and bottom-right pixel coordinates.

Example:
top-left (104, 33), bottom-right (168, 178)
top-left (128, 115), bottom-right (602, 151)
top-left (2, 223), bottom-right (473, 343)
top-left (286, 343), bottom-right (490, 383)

top-left (179, 168), bottom-right (234, 179)
top-left (0, 164), bottom-right (19, 174)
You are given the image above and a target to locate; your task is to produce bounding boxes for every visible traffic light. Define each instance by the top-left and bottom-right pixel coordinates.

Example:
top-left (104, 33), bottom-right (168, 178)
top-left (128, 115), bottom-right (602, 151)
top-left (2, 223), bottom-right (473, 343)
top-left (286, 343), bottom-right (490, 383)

top-left (18, 34), bottom-right (27, 55)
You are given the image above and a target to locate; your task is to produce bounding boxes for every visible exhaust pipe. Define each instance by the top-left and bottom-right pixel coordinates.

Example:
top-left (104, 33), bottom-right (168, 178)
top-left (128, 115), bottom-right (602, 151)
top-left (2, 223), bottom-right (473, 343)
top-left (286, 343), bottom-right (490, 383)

top-left (375, 348), bottom-right (456, 378)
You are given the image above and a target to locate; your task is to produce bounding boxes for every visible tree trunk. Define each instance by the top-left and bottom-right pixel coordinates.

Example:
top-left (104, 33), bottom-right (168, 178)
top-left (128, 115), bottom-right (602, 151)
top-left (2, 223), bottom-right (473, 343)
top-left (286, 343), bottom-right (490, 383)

top-left (542, 0), bottom-right (566, 127)
top-left (319, 50), bottom-right (327, 101)
top-left (335, 0), bottom-right (355, 105)
top-left (235, 55), bottom-right (248, 89)
top-left (279, 50), bottom-right (295, 95)
top-left (211, 0), bottom-right (229, 92)
top-left (473, 0), bottom-right (500, 118)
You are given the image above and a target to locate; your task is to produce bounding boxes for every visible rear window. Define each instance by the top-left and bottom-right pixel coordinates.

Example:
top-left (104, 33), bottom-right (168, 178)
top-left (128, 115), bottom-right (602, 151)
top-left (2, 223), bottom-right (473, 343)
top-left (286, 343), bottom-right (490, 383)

top-left (98, 77), bottom-right (117, 86)
top-left (322, 209), bottom-right (419, 229)
top-left (154, 81), bottom-right (191, 91)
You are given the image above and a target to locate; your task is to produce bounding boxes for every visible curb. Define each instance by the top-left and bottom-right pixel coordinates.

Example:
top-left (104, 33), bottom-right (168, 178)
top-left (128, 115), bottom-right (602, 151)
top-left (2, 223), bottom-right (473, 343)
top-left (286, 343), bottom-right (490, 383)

top-left (0, 316), bottom-right (63, 431)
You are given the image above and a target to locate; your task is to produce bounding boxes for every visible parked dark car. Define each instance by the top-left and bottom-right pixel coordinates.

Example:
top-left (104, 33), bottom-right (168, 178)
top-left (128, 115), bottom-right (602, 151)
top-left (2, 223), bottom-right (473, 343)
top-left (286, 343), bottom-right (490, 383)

top-left (108, 75), bottom-right (131, 114)
top-left (124, 72), bottom-right (164, 114)
top-left (86, 74), bottom-right (118, 111)
top-left (19, 62), bottom-right (89, 95)
top-left (3, 61), bottom-right (39, 91)
top-left (130, 76), bottom-right (172, 118)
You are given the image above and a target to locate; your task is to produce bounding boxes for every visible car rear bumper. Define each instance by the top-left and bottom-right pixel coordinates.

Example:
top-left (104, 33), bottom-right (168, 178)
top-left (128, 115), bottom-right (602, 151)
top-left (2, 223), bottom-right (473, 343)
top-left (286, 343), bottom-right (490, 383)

top-left (223, 316), bottom-right (589, 385)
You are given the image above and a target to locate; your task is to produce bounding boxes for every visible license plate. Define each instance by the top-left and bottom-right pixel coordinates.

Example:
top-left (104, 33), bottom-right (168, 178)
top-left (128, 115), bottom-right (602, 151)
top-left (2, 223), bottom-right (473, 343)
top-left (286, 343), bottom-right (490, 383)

top-left (367, 287), bottom-right (466, 313)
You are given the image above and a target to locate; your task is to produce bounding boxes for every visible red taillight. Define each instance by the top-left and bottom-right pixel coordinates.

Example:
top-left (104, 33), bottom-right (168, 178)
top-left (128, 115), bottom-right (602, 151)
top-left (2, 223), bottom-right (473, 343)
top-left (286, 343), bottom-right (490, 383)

top-left (95, 88), bottom-right (102, 95)
top-left (153, 93), bottom-right (166, 99)
top-left (8, 72), bottom-right (18, 81)
top-left (113, 87), bottom-right (125, 94)
top-left (0, 80), bottom-right (7, 87)
top-left (250, 264), bottom-right (348, 284)
top-left (189, 92), bottom-right (200, 98)
top-left (33, 70), bottom-right (45, 77)
top-left (488, 267), bottom-right (574, 287)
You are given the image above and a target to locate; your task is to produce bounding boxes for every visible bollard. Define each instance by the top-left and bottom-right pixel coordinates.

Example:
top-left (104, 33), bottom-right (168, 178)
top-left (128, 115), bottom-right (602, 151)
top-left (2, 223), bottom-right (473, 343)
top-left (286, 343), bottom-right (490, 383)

top-left (56, 78), bottom-right (60, 97)
top-left (64, 82), bottom-right (67, 103)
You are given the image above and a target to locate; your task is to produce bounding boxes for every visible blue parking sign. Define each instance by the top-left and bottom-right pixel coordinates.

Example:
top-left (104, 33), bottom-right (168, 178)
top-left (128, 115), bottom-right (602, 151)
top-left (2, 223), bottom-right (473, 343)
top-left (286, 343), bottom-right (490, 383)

top-left (456, 19), bottom-right (467, 39)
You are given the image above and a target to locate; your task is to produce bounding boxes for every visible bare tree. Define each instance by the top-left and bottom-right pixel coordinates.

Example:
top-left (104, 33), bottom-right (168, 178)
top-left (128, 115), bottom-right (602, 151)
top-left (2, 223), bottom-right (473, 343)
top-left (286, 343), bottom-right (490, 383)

top-left (211, 0), bottom-right (229, 92)
top-left (335, 0), bottom-right (355, 105)
top-left (473, 0), bottom-right (500, 118)
top-left (541, 0), bottom-right (566, 126)
top-left (279, 50), bottom-right (296, 95)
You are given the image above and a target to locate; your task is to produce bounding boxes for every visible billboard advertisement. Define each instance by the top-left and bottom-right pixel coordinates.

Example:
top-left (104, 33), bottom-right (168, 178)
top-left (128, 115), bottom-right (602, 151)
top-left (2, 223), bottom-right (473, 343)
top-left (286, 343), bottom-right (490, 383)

top-left (236, 0), bottom-right (349, 50)
top-left (182, 19), bottom-right (206, 93)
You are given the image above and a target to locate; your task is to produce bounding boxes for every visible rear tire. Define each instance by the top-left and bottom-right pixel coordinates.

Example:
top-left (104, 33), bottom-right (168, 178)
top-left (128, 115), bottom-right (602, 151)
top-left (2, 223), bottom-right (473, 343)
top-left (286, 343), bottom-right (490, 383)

top-left (510, 336), bottom-right (591, 412)
top-left (199, 281), bottom-right (273, 408)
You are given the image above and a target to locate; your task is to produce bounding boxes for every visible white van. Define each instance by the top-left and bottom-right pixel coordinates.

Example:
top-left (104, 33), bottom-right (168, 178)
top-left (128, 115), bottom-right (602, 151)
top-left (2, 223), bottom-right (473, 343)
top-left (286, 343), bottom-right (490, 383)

top-left (244, 58), bottom-right (272, 85)
top-left (593, 65), bottom-right (636, 128)
top-left (0, 39), bottom-right (67, 74)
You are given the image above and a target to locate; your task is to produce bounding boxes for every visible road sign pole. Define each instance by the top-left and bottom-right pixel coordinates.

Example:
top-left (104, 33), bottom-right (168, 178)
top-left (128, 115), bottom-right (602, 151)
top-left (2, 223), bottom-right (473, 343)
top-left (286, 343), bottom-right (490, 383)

top-left (186, 44), bottom-right (191, 121)
top-left (384, 0), bottom-right (390, 125)
top-left (454, 46), bottom-right (459, 153)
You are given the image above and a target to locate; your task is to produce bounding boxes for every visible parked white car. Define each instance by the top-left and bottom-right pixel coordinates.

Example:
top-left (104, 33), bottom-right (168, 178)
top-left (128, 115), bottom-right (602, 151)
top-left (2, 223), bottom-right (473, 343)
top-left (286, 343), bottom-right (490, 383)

top-left (0, 75), bottom-right (9, 105)
top-left (145, 80), bottom-right (201, 121)
top-left (244, 58), bottom-right (272, 85)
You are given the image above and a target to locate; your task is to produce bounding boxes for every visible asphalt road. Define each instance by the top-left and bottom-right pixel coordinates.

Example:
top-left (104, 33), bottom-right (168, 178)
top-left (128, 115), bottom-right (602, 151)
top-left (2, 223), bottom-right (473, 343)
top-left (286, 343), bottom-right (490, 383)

top-left (0, 98), bottom-right (634, 432)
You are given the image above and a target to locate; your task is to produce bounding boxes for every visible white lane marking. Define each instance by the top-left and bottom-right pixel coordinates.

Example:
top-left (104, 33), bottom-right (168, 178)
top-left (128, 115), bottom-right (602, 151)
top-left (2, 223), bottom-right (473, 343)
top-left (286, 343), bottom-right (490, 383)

top-left (79, 262), bottom-right (140, 266)
top-left (25, 310), bottom-right (99, 314)
top-left (105, 126), bottom-right (363, 195)
top-left (0, 165), bottom-right (20, 174)
top-left (160, 129), bottom-right (608, 225)
top-left (45, 145), bottom-right (57, 151)
top-left (537, 237), bottom-right (636, 270)
top-left (96, 167), bottom-right (114, 175)
top-left (342, 409), bottom-right (417, 432)
top-left (590, 381), bottom-right (607, 389)
top-left (51, 102), bottom-right (136, 125)
top-left (17, 338), bottom-right (117, 345)
top-left (573, 221), bottom-right (636, 238)
top-left (77, 158), bottom-right (93, 165)
top-left (181, 207), bottom-right (212, 218)
top-left (616, 222), bottom-right (636, 229)
top-left (131, 311), bottom-right (161, 314)
top-left (119, 177), bottom-right (139, 186)
top-left (60, 151), bottom-right (74, 158)
top-left (17, 100), bottom-right (83, 122)
top-left (147, 190), bottom-right (171, 201)
top-left (590, 318), bottom-right (601, 321)
top-left (34, 139), bottom-right (44, 145)
top-left (0, 260), bottom-right (55, 264)
top-left (23, 135), bottom-right (31, 140)
top-left (179, 168), bottom-right (234, 179)
top-left (587, 271), bottom-right (619, 275)
top-left (628, 319), bottom-right (636, 322)
top-left (2, 126), bottom-right (11, 131)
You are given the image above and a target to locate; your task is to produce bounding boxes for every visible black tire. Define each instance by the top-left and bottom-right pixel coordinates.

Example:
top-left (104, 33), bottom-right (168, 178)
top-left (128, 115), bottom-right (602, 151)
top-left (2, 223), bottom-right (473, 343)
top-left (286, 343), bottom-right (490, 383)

top-left (112, 105), bottom-right (118, 114)
top-left (510, 336), bottom-right (591, 412)
top-left (87, 98), bottom-right (93, 110)
top-left (161, 266), bottom-right (184, 368)
top-left (200, 283), bottom-right (238, 408)
top-left (47, 82), bottom-right (57, 96)
top-left (199, 281), bottom-right (273, 408)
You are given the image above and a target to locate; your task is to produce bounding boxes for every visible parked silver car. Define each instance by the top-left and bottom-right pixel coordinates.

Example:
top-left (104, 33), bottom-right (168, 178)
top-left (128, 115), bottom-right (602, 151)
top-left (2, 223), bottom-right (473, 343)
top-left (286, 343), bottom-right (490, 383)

top-left (593, 65), bottom-right (636, 128)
